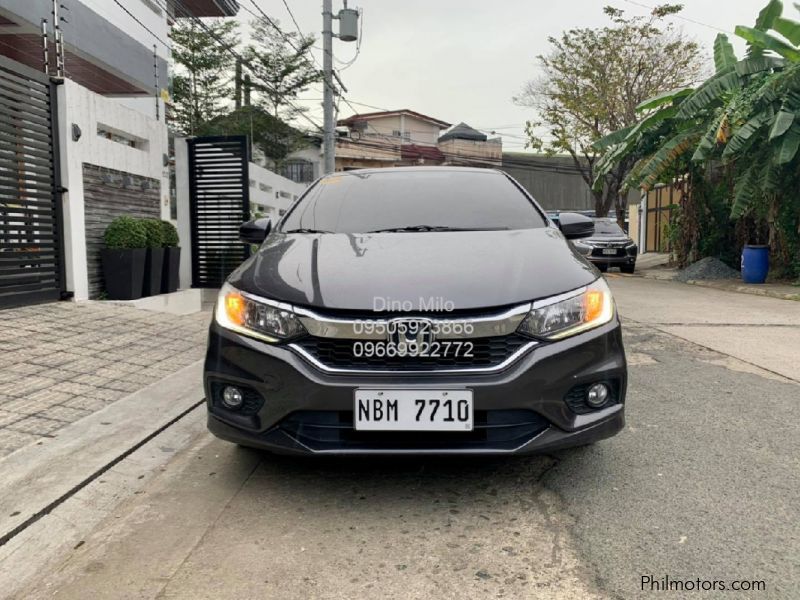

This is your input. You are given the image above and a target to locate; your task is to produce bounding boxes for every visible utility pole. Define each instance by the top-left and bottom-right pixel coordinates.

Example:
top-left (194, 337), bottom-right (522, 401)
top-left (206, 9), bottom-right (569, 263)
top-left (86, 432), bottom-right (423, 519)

top-left (322, 1), bottom-right (359, 174)
top-left (322, 0), bottom-right (335, 175)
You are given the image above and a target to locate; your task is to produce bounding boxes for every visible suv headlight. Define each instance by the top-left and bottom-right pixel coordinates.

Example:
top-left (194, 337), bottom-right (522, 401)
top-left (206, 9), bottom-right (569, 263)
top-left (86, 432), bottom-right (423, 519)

top-left (517, 278), bottom-right (615, 340)
top-left (215, 283), bottom-right (306, 343)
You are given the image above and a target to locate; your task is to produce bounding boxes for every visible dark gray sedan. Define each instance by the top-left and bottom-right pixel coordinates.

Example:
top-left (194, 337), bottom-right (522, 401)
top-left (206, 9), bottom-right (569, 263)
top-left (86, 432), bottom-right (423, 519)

top-left (572, 218), bottom-right (638, 273)
top-left (205, 168), bottom-right (626, 455)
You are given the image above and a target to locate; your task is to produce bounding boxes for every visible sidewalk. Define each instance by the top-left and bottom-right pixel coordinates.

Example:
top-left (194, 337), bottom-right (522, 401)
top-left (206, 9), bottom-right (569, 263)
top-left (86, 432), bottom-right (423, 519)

top-left (635, 253), bottom-right (800, 302)
top-left (0, 301), bottom-right (210, 458)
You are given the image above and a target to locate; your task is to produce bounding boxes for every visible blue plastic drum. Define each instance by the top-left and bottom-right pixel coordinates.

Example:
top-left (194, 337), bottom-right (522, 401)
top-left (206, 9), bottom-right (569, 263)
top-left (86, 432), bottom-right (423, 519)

top-left (741, 245), bottom-right (769, 284)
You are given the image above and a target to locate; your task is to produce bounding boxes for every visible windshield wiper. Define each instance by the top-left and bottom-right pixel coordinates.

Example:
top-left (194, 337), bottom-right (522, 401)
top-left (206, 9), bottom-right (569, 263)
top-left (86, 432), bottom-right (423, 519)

top-left (283, 228), bottom-right (334, 234)
top-left (367, 225), bottom-right (508, 233)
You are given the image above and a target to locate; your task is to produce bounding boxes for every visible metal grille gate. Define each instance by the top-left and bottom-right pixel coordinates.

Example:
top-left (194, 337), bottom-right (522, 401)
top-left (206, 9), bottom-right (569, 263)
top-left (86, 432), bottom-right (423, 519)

top-left (187, 136), bottom-right (250, 288)
top-left (0, 56), bottom-right (63, 308)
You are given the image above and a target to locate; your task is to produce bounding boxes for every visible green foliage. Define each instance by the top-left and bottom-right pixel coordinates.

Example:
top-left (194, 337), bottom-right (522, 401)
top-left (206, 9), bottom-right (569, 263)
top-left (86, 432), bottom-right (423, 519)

top-left (198, 105), bottom-right (307, 163)
top-left (160, 220), bottom-right (179, 248)
top-left (515, 4), bottom-right (701, 216)
top-left (592, 0), bottom-right (800, 279)
top-left (713, 34), bottom-right (737, 73)
top-left (104, 216), bottom-right (147, 250)
top-left (244, 18), bottom-right (322, 119)
top-left (141, 218), bottom-right (164, 249)
top-left (170, 19), bottom-right (240, 135)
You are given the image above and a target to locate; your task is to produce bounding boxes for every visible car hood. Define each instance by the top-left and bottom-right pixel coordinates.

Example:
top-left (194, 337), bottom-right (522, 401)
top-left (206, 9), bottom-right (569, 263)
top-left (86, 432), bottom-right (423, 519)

top-left (585, 234), bottom-right (632, 244)
top-left (229, 228), bottom-right (598, 311)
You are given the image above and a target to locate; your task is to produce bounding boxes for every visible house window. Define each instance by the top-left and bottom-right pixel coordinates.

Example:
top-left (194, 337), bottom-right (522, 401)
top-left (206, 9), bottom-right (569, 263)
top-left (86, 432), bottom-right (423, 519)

top-left (393, 129), bottom-right (411, 142)
top-left (280, 160), bottom-right (315, 184)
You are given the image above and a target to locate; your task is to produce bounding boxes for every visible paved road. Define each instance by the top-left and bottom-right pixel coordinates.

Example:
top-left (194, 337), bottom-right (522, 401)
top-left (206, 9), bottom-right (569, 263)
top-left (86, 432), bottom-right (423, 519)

top-left (10, 277), bottom-right (800, 599)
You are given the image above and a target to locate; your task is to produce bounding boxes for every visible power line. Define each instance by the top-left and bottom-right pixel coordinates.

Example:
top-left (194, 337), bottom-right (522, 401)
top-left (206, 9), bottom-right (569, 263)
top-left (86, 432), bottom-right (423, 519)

top-left (621, 0), bottom-right (732, 34)
top-left (111, 0), bottom-right (170, 48)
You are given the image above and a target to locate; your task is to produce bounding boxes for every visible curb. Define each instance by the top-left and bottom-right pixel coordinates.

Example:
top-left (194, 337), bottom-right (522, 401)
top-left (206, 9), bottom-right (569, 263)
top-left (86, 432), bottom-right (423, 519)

top-left (637, 270), bottom-right (800, 302)
top-left (0, 360), bottom-right (205, 544)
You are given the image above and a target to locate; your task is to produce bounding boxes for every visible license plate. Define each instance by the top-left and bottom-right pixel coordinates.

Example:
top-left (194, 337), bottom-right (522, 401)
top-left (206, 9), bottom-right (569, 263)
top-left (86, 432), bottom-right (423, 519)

top-left (602, 248), bottom-right (618, 255)
top-left (354, 389), bottom-right (473, 431)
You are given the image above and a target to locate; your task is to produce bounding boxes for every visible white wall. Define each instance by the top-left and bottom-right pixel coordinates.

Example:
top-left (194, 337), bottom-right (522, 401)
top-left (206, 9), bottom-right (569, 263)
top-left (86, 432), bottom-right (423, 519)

top-left (59, 79), bottom-right (170, 301)
top-left (79, 0), bottom-right (170, 61)
top-left (248, 162), bottom-right (308, 223)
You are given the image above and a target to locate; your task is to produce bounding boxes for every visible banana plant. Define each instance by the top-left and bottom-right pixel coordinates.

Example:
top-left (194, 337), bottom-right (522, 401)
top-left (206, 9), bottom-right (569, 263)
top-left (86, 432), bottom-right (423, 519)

top-left (593, 0), bottom-right (800, 221)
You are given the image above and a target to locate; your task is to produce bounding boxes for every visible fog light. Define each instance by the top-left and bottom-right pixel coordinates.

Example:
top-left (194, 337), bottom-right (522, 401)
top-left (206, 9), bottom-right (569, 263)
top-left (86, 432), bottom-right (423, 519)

top-left (221, 386), bottom-right (244, 409)
top-left (585, 383), bottom-right (610, 408)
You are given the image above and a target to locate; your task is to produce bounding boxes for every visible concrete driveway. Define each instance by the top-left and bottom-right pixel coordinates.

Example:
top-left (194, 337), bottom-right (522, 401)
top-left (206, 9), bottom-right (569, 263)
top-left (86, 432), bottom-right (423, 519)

top-left (3, 277), bottom-right (798, 599)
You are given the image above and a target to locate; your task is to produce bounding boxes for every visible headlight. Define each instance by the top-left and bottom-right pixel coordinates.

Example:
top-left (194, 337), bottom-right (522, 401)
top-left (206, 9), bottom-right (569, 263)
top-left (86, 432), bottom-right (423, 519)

top-left (517, 278), bottom-right (615, 340)
top-left (215, 283), bottom-right (306, 343)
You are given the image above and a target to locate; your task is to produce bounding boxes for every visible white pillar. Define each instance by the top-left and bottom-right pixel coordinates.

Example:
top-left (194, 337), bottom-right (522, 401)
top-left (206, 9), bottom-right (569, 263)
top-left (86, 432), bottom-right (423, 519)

top-left (175, 137), bottom-right (192, 290)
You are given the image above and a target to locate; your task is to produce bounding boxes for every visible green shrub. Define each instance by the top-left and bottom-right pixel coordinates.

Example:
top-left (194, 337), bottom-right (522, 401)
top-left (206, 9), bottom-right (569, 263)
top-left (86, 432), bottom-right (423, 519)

top-left (141, 218), bottom-right (164, 248)
top-left (104, 216), bottom-right (147, 249)
top-left (160, 220), bottom-right (180, 248)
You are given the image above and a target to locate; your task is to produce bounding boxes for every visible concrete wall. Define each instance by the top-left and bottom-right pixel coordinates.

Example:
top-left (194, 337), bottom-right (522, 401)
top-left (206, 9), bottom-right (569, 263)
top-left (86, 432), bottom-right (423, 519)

top-left (58, 79), bottom-right (170, 301)
top-left (248, 162), bottom-right (308, 223)
top-left (501, 153), bottom-right (595, 211)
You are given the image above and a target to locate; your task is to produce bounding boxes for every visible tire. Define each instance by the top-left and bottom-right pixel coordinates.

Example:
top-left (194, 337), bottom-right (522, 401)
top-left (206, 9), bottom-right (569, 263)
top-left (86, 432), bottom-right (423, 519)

top-left (621, 264), bottom-right (635, 274)
top-left (596, 264), bottom-right (608, 272)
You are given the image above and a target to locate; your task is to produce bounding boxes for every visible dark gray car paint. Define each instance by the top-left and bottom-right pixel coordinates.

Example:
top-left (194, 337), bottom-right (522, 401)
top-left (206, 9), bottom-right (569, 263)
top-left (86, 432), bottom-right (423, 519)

top-left (228, 227), bottom-right (599, 311)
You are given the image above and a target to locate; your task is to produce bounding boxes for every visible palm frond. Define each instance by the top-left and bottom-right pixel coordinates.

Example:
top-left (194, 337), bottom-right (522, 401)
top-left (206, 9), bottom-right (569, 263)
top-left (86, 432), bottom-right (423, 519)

top-left (777, 121), bottom-right (800, 163)
top-left (636, 131), bottom-right (700, 190)
top-left (676, 70), bottom-right (741, 119)
top-left (635, 87), bottom-right (693, 112)
top-left (773, 16), bottom-right (800, 45)
top-left (735, 26), bottom-right (800, 62)
top-left (713, 34), bottom-right (738, 72)
top-left (731, 161), bottom-right (762, 218)
top-left (721, 110), bottom-right (774, 159)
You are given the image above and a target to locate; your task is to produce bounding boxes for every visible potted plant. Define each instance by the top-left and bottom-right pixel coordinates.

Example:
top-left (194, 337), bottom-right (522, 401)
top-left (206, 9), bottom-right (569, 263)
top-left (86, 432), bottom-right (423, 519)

top-left (141, 218), bottom-right (165, 297)
top-left (101, 216), bottom-right (147, 300)
top-left (160, 220), bottom-right (181, 294)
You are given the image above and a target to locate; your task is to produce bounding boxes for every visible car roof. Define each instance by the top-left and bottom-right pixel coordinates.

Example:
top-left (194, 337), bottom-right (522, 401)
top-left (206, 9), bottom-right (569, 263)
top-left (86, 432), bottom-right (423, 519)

top-left (326, 166), bottom-right (503, 177)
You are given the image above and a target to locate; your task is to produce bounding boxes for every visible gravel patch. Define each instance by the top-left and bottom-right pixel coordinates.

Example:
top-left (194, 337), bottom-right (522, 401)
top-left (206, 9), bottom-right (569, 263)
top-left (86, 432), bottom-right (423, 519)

top-left (675, 257), bottom-right (739, 282)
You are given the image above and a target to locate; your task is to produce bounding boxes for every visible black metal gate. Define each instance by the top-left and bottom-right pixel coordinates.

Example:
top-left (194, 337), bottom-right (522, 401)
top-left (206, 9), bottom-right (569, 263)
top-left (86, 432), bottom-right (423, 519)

top-left (0, 56), bottom-right (64, 308)
top-left (187, 136), bottom-right (251, 288)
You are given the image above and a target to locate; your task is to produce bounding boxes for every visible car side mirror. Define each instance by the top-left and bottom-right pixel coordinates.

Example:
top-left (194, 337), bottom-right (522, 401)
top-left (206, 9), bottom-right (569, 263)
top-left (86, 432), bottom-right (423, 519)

top-left (239, 217), bottom-right (272, 244)
top-left (557, 212), bottom-right (594, 240)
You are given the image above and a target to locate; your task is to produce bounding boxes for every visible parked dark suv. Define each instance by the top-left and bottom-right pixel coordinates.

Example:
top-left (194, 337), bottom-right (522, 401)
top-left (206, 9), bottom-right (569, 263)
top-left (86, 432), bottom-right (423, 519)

top-left (205, 167), bottom-right (626, 455)
top-left (572, 218), bottom-right (638, 273)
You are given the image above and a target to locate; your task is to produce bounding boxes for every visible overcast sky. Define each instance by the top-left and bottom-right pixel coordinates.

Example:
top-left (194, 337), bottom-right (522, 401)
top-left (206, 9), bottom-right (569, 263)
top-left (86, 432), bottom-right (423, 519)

top-left (238, 0), bottom-right (774, 150)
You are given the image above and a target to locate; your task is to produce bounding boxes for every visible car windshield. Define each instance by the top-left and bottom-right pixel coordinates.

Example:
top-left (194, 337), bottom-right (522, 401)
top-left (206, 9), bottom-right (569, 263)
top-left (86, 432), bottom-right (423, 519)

top-left (279, 170), bottom-right (546, 234)
top-left (592, 219), bottom-right (625, 236)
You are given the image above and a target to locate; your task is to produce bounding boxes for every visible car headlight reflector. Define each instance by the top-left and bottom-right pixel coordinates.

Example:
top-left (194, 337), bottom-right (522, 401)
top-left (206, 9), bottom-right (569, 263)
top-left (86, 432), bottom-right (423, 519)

top-left (517, 278), bottom-right (614, 340)
top-left (215, 283), bottom-right (306, 342)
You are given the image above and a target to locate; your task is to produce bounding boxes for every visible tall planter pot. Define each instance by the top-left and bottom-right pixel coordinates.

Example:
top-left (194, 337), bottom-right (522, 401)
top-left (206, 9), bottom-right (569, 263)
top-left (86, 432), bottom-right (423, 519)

top-left (143, 248), bottom-right (165, 297)
top-left (161, 247), bottom-right (181, 294)
top-left (101, 248), bottom-right (146, 300)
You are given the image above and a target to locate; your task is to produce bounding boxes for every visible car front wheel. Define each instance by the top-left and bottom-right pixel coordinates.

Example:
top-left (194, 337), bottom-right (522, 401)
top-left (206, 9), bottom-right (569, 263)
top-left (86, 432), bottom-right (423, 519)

top-left (621, 264), bottom-right (635, 274)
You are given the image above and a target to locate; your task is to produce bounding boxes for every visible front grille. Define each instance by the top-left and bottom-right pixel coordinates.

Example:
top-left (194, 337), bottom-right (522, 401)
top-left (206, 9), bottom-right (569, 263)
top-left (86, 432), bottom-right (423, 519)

top-left (279, 409), bottom-right (550, 451)
top-left (591, 248), bottom-right (623, 257)
top-left (292, 334), bottom-right (533, 372)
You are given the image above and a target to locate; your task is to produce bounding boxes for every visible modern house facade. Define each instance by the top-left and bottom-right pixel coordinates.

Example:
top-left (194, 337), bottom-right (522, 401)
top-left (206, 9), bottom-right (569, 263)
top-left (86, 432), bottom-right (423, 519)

top-left (0, 0), bottom-right (239, 307)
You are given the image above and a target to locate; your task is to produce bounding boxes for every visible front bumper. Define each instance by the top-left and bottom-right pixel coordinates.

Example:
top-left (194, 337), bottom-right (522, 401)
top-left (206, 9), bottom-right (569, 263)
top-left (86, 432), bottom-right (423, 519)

top-left (204, 320), bottom-right (627, 455)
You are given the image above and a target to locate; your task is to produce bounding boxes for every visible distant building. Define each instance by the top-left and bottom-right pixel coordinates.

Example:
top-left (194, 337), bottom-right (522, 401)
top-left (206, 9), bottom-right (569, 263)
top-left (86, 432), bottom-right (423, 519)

top-left (284, 111), bottom-right (505, 175)
top-left (500, 153), bottom-right (596, 211)
top-left (439, 122), bottom-right (502, 166)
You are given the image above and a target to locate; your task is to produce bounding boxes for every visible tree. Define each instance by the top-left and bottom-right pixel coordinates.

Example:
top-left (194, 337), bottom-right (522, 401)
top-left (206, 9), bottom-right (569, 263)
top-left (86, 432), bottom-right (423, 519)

top-left (170, 19), bottom-right (240, 135)
top-left (594, 0), bottom-right (800, 277)
top-left (197, 105), bottom-right (307, 164)
top-left (244, 18), bottom-right (322, 119)
top-left (515, 4), bottom-right (702, 221)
